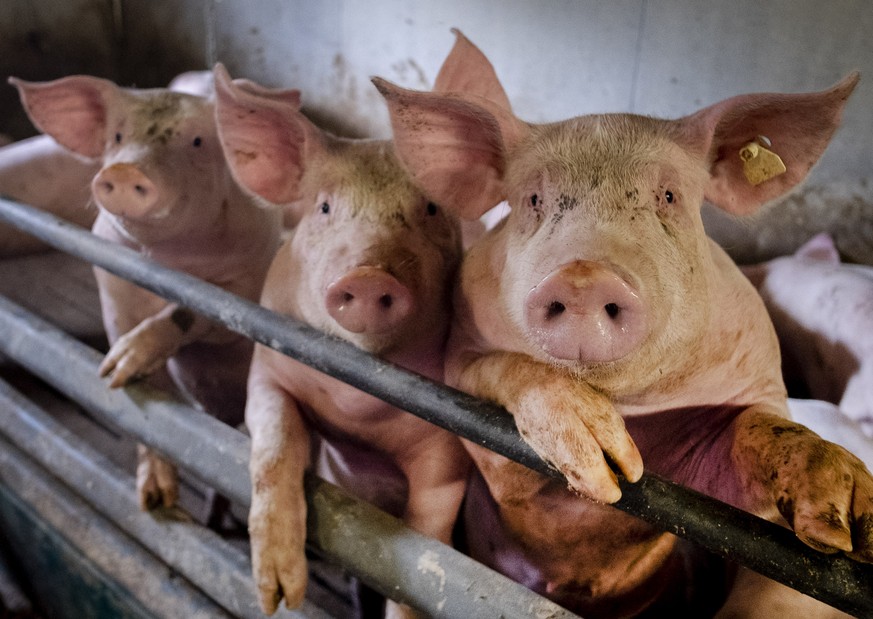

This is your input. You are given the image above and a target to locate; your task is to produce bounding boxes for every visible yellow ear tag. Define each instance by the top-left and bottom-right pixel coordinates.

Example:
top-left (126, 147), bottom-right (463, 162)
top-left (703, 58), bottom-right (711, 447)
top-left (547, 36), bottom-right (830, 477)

top-left (739, 137), bottom-right (786, 186)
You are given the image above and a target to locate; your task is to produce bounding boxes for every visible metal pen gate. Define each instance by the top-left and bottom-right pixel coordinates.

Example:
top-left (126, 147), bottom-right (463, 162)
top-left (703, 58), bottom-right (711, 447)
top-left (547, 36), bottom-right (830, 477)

top-left (0, 197), bottom-right (871, 618)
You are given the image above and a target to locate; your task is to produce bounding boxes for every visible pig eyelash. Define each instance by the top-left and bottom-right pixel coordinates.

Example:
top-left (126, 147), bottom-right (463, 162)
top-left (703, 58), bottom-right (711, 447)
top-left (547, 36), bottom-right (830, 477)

top-left (320, 202), bottom-right (330, 214)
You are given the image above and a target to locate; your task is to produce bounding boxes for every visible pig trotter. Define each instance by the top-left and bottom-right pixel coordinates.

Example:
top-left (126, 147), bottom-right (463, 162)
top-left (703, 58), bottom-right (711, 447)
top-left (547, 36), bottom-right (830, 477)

top-left (99, 314), bottom-right (185, 387)
top-left (136, 446), bottom-right (178, 510)
top-left (736, 408), bottom-right (873, 561)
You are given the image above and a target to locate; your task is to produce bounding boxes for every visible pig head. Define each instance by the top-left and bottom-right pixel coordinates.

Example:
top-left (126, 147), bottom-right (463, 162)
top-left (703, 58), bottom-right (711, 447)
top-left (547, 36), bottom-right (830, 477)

top-left (214, 63), bottom-right (469, 617)
top-left (375, 65), bottom-right (872, 617)
top-left (11, 74), bottom-right (286, 514)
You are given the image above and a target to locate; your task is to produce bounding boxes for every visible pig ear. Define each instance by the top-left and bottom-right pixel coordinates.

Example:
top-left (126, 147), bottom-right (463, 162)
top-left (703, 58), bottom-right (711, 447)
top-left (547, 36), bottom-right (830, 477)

top-left (230, 77), bottom-right (301, 109)
top-left (213, 63), bottom-right (318, 205)
top-left (795, 232), bottom-right (840, 263)
top-left (373, 77), bottom-right (527, 220)
top-left (9, 75), bottom-right (115, 159)
top-left (680, 73), bottom-right (859, 215)
top-left (434, 28), bottom-right (512, 113)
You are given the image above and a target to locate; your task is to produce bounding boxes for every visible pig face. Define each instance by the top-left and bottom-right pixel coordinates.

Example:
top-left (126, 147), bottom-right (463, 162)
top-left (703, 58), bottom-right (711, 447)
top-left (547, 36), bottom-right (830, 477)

top-left (287, 141), bottom-right (461, 353)
top-left (494, 116), bottom-right (713, 371)
top-left (213, 64), bottom-right (461, 355)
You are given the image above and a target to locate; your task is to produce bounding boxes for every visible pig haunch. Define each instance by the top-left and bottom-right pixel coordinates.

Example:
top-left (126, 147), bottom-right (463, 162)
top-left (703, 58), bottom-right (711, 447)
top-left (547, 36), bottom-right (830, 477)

top-left (11, 74), bottom-right (283, 519)
top-left (377, 29), bottom-right (867, 618)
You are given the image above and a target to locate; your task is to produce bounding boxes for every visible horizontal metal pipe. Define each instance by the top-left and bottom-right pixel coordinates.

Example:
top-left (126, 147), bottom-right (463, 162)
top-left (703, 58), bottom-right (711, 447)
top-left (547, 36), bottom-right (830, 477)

top-left (0, 435), bottom-right (235, 619)
top-left (0, 377), bottom-right (330, 619)
top-left (1, 198), bottom-right (872, 616)
top-left (0, 294), bottom-right (578, 619)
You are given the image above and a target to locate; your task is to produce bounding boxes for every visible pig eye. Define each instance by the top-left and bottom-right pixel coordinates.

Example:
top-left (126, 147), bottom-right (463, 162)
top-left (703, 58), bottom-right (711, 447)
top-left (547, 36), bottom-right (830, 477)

top-left (114, 132), bottom-right (122, 144)
top-left (530, 194), bottom-right (539, 208)
top-left (192, 136), bottom-right (202, 147)
top-left (664, 190), bottom-right (675, 204)
top-left (320, 202), bottom-right (330, 214)
top-left (426, 202), bottom-right (438, 216)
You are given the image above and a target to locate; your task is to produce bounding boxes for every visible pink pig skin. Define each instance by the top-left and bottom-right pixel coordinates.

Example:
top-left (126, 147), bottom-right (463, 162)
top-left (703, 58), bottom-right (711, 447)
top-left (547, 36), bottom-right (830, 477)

top-left (11, 75), bottom-right (285, 515)
top-left (214, 61), bottom-right (470, 618)
top-left (0, 72), bottom-right (218, 258)
top-left (376, 51), bottom-right (870, 617)
top-left (0, 134), bottom-right (98, 256)
top-left (744, 233), bottom-right (873, 438)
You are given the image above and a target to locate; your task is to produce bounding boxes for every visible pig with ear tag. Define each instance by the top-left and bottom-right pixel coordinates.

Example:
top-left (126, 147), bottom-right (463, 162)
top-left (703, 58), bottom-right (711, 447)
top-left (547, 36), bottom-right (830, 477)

top-left (10, 74), bottom-right (288, 521)
top-left (375, 37), bottom-right (869, 617)
top-left (213, 39), bottom-right (503, 617)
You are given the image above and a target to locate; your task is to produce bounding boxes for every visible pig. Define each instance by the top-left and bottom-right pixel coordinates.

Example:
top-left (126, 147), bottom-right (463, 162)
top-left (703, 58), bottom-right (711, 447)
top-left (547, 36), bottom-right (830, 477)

top-left (375, 46), bottom-right (871, 617)
top-left (0, 72), bottom-right (217, 258)
top-left (743, 232), bottom-right (873, 438)
top-left (213, 59), bottom-right (473, 618)
top-left (10, 74), bottom-right (289, 518)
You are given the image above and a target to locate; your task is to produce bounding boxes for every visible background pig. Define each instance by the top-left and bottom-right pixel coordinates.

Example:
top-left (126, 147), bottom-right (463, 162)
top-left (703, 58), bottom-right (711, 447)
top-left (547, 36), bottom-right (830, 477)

top-left (0, 71), bottom-right (216, 258)
top-left (0, 134), bottom-right (98, 256)
top-left (377, 53), bottom-right (871, 617)
top-left (743, 233), bottom-right (873, 437)
top-left (213, 62), bottom-right (469, 618)
top-left (11, 74), bottom-right (286, 518)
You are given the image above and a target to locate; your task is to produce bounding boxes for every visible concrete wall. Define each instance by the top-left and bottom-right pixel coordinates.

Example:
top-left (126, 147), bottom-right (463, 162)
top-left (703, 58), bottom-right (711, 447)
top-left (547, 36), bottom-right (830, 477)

top-left (2, 0), bottom-right (871, 187)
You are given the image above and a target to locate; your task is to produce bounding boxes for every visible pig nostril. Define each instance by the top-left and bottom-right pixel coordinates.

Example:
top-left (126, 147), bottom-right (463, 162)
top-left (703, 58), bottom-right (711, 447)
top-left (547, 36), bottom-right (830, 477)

top-left (342, 292), bottom-right (354, 304)
top-left (379, 294), bottom-right (393, 309)
top-left (605, 303), bottom-right (620, 319)
top-left (546, 301), bottom-right (566, 320)
top-left (101, 181), bottom-right (114, 193)
top-left (134, 184), bottom-right (147, 196)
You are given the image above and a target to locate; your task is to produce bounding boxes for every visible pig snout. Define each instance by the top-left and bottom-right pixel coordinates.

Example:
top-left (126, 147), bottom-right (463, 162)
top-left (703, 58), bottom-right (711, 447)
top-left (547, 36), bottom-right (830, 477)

top-left (92, 163), bottom-right (160, 219)
top-left (525, 261), bottom-right (647, 362)
top-left (325, 266), bottom-right (415, 334)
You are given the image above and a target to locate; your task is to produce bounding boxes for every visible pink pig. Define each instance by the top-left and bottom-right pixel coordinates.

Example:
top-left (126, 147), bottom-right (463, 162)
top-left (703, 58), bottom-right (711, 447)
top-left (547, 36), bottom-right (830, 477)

top-left (213, 59), bottom-right (473, 617)
top-left (744, 233), bottom-right (873, 438)
top-left (376, 43), bottom-right (871, 617)
top-left (0, 72), bottom-right (215, 258)
top-left (11, 75), bottom-right (288, 516)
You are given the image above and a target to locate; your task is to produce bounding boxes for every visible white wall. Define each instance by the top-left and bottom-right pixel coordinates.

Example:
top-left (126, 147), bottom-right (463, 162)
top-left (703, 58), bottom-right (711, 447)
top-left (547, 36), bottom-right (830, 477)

top-left (2, 0), bottom-right (871, 188)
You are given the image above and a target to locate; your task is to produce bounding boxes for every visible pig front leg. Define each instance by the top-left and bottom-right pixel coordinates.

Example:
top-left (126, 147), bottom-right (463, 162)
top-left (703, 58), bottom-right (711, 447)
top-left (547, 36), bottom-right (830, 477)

top-left (99, 304), bottom-right (212, 387)
top-left (731, 406), bottom-right (873, 562)
top-left (246, 366), bottom-right (311, 614)
top-left (455, 351), bottom-right (643, 503)
top-left (386, 434), bottom-right (470, 619)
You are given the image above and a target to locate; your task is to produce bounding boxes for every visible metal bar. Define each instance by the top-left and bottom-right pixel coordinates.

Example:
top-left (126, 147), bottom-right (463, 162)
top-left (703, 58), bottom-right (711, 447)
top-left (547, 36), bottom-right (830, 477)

top-left (0, 436), bottom-right (234, 619)
top-left (0, 377), bottom-right (330, 619)
top-left (0, 198), bottom-right (871, 616)
top-left (0, 294), bottom-right (578, 619)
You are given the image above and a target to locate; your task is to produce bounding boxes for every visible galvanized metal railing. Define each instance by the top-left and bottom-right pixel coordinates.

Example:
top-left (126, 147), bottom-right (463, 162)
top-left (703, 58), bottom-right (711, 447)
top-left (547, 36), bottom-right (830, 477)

top-left (1, 197), bottom-right (872, 617)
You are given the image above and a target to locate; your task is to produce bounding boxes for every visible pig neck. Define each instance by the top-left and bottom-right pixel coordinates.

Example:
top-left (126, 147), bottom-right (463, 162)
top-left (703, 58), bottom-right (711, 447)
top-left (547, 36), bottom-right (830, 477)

top-left (456, 230), bottom-right (786, 416)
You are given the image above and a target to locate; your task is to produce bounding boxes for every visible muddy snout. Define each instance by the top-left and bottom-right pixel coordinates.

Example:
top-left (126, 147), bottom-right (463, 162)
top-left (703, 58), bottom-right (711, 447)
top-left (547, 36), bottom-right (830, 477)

top-left (525, 260), bottom-right (648, 362)
top-left (92, 163), bottom-right (160, 218)
top-left (325, 266), bottom-right (415, 335)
